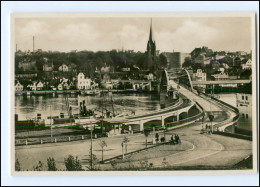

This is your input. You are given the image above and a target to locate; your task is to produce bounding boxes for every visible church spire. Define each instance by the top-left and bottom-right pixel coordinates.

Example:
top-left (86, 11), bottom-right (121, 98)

top-left (149, 18), bottom-right (153, 42)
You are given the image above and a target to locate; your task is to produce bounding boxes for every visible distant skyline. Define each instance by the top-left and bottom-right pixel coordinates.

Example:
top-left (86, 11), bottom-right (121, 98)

top-left (15, 16), bottom-right (252, 53)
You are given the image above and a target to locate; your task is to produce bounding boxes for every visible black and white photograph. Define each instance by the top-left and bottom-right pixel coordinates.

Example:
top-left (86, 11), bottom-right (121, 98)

top-left (10, 12), bottom-right (257, 175)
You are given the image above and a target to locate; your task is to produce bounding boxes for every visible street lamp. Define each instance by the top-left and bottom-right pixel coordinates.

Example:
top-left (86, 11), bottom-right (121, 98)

top-left (201, 114), bottom-right (204, 130)
top-left (49, 105), bottom-right (53, 143)
top-left (121, 142), bottom-right (124, 159)
top-left (89, 124), bottom-right (94, 170)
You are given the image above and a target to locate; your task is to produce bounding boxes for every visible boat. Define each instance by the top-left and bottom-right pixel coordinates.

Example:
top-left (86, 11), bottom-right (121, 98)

top-left (85, 90), bottom-right (100, 96)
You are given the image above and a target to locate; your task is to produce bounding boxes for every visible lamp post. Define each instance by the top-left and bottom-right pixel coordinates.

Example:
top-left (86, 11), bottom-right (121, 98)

top-left (89, 124), bottom-right (94, 170)
top-left (121, 142), bottom-right (124, 159)
top-left (50, 105), bottom-right (53, 142)
top-left (163, 126), bottom-right (166, 139)
top-left (201, 114), bottom-right (204, 130)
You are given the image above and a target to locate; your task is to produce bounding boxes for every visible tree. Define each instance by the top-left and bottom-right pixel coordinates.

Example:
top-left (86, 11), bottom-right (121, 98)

top-left (87, 151), bottom-right (99, 171)
top-left (159, 54), bottom-right (168, 68)
top-left (99, 140), bottom-right (107, 163)
top-left (123, 136), bottom-right (130, 154)
top-left (182, 56), bottom-right (192, 68)
top-left (143, 129), bottom-right (150, 148)
top-left (47, 157), bottom-right (57, 171)
top-left (64, 155), bottom-right (83, 171)
top-left (15, 159), bottom-right (21, 171)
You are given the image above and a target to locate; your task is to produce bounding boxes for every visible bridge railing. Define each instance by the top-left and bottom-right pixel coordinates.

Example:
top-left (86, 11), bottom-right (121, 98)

top-left (166, 111), bottom-right (204, 128)
top-left (194, 88), bottom-right (240, 132)
top-left (127, 95), bottom-right (183, 120)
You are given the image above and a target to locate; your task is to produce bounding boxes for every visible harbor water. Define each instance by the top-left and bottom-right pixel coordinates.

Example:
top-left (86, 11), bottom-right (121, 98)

top-left (15, 93), bottom-right (161, 121)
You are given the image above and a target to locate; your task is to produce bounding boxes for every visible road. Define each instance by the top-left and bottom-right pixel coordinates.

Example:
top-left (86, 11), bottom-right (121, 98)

top-left (15, 122), bottom-right (252, 171)
top-left (170, 80), bottom-right (221, 112)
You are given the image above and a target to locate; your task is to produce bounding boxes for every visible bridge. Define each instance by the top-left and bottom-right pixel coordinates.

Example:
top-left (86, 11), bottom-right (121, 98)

top-left (165, 69), bottom-right (240, 132)
top-left (192, 79), bottom-right (251, 85)
top-left (107, 69), bottom-right (240, 134)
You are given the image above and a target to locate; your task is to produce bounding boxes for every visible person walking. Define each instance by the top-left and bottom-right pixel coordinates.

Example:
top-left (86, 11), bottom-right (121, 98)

top-left (155, 133), bottom-right (159, 143)
top-left (171, 135), bottom-right (174, 144)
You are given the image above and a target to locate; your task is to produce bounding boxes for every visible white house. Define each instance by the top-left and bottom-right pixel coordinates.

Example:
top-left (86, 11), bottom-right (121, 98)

top-left (15, 81), bottom-right (24, 91)
top-left (222, 63), bottom-right (229, 69)
top-left (36, 81), bottom-right (44, 90)
top-left (57, 83), bottom-right (63, 90)
top-left (77, 72), bottom-right (92, 90)
top-left (145, 73), bottom-right (155, 81)
top-left (242, 59), bottom-right (252, 70)
top-left (58, 64), bottom-right (70, 72)
top-left (30, 81), bottom-right (44, 91)
top-left (101, 66), bottom-right (110, 73)
top-left (212, 71), bottom-right (229, 81)
top-left (121, 67), bottom-right (131, 72)
top-left (219, 67), bottom-right (225, 73)
top-left (193, 69), bottom-right (207, 81)
top-left (30, 82), bottom-right (38, 90)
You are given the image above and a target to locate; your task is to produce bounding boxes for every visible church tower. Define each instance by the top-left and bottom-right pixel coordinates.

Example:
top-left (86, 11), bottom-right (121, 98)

top-left (146, 19), bottom-right (156, 68)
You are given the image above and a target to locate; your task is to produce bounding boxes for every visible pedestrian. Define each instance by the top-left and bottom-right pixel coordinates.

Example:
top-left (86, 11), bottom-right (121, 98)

top-left (176, 134), bottom-right (180, 144)
top-left (171, 135), bottom-right (174, 144)
top-left (155, 133), bottom-right (159, 142)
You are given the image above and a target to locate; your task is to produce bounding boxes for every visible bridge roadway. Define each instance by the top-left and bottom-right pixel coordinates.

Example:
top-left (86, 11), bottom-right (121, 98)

top-left (192, 79), bottom-right (251, 85)
top-left (169, 80), bottom-right (238, 131)
top-left (126, 98), bottom-right (190, 120)
top-left (170, 80), bottom-right (221, 112)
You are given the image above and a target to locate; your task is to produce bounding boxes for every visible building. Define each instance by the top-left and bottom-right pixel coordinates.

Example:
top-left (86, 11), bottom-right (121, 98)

top-left (242, 59), bottom-right (252, 70)
top-left (222, 63), bottom-right (230, 70)
top-left (29, 81), bottom-right (44, 91)
top-left (212, 71), bottom-right (229, 81)
top-left (15, 80), bottom-right (23, 91)
top-left (58, 64), bottom-right (70, 72)
top-left (18, 59), bottom-right (37, 71)
top-left (145, 73), bottom-right (155, 80)
top-left (77, 72), bottom-right (92, 90)
top-left (194, 54), bottom-right (211, 65)
top-left (121, 67), bottom-right (131, 72)
top-left (146, 19), bottom-right (156, 68)
top-left (191, 46), bottom-right (213, 59)
top-left (15, 73), bottom-right (38, 79)
top-left (101, 66), bottom-right (111, 73)
top-left (236, 51), bottom-right (247, 57)
top-left (43, 61), bottom-right (54, 72)
top-left (236, 93), bottom-right (252, 132)
top-left (193, 69), bottom-right (207, 81)
top-left (172, 52), bottom-right (191, 68)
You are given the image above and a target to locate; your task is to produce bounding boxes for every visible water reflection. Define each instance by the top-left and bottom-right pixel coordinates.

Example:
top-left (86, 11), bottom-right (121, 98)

top-left (15, 93), bottom-right (161, 120)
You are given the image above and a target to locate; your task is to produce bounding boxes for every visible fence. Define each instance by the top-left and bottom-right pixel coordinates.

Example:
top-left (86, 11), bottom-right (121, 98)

top-left (15, 133), bottom-right (104, 146)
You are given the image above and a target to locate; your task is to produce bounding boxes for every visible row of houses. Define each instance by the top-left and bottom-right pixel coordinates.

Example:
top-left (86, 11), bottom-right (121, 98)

top-left (18, 58), bottom-right (78, 73)
top-left (188, 67), bottom-right (236, 82)
top-left (15, 72), bottom-right (99, 91)
top-left (15, 78), bottom-right (77, 91)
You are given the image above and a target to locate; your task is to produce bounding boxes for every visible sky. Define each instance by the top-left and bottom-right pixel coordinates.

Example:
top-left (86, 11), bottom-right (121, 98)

top-left (15, 16), bottom-right (252, 53)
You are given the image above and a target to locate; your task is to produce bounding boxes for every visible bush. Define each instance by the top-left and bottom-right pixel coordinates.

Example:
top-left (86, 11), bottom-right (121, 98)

top-left (64, 155), bottom-right (83, 171)
top-left (47, 157), bottom-right (57, 171)
top-left (15, 159), bottom-right (21, 171)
